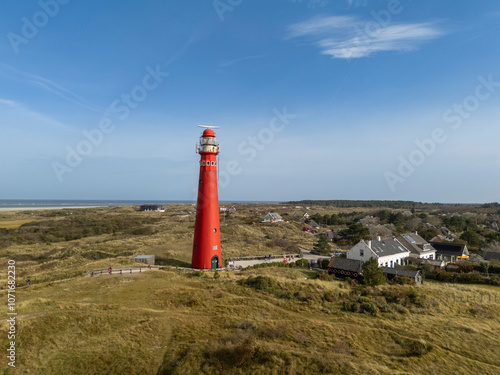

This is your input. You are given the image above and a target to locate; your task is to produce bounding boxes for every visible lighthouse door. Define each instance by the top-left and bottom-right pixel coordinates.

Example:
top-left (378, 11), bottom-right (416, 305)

top-left (211, 256), bottom-right (219, 270)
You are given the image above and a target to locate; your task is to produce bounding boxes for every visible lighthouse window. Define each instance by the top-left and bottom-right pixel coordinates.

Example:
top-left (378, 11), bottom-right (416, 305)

top-left (199, 179), bottom-right (202, 184)
top-left (202, 161), bottom-right (206, 166)
top-left (213, 228), bottom-right (217, 233)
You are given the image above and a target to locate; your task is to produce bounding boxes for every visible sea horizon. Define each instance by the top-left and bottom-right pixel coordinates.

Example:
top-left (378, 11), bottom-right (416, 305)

top-left (0, 199), bottom-right (280, 209)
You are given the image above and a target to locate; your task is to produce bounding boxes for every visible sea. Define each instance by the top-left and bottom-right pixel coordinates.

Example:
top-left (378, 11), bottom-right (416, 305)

top-left (0, 200), bottom-right (193, 209)
top-left (0, 200), bottom-right (275, 210)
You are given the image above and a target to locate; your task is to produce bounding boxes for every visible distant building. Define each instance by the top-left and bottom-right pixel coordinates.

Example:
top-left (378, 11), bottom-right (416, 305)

top-left (382, 267), bottom-right (423, 285)
top-left (347, 237), bottom-right (410, 268)
top-left (396, 232), bottom-right (436, 260)
top-left (308, 219), bottom-right (320, 229)
top-left (261, 213), bottom-right (284, 223)
top-left (430, 242), bottom-right (469, 262)
top-left (440, 226), bottom-right (457, 241)
top-left (139, 205), bottom-right (165, 212)
top-left (319, 230), bottom-right (342, 242)
top-left (424, 223), bottom-right (436, 230)
top-left (357, 215), bottom-right (379, 226)
top-left (327, 258), bottom-right (363, 278)
top-left (483, 252), bottom-right (500, 261)
top-left (228, 206), bottom-right (237, 213)
top-left (133, 255), bottom-right (155, 265)
top-left (299, 212), bottom-right (309, 222)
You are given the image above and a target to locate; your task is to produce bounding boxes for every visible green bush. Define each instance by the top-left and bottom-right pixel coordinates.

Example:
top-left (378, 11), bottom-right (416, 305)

top-left (240, 276), bottom-right (279, 292)
top-left (392, 275), bottom-right (416, 286)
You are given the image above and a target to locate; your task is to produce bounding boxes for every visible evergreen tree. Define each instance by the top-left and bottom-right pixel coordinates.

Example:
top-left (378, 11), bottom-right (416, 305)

top-left (362, 257), bottom-right (385, 286)
top-left (313, 235), bottom-right (332, 255)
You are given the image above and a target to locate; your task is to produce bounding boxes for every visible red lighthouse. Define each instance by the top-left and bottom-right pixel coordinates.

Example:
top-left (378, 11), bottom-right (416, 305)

top-left (192, 126), bottom-right (222, 269)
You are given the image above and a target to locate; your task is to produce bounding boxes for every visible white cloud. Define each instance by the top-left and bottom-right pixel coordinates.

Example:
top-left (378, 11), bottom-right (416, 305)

top-left (287, 15), bottom-right (446, 59)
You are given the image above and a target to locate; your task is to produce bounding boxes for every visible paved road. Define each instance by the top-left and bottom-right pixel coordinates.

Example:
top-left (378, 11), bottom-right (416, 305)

top-left (299, 248), bottom-right (331, 262)
top-left (229, 249), bottom-right (331, 269)
top-left (230, 256), bottom-right (300, 269)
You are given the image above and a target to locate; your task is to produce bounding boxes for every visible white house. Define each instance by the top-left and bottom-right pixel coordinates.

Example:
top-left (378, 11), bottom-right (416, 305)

top-left (347, 237), bottom-right (410, 268)
top-left (396, 232), bottom-right (436, 260)
top-left (261, 213), bottom-right (284, 223)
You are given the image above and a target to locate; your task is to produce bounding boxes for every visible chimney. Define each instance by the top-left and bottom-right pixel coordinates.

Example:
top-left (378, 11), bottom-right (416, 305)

top-left (367, 240), bottom-right (372, 248)
top-left (377, 236), bottom-right (381, 241)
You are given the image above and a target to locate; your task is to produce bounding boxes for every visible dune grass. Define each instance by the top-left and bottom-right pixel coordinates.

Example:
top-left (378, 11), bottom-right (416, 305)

top-left (0, 205), bottom-right (499, 374)
top-left (0, 268), bottom-right (499, 374)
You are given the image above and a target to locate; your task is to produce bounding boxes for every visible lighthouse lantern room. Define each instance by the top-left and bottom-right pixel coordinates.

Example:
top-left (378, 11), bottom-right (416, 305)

top-left (191, 126), bottom-right (222, 269)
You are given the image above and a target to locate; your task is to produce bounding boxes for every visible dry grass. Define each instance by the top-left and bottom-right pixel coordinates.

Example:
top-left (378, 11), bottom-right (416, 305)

top-left (0, 268), bottom-right (498, 374)
top-left (0, 205), bottom-right (499, 374)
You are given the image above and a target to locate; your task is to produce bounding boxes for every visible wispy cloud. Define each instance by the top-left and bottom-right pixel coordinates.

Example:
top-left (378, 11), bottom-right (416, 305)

top-left (0, 98), bottom-right (77, 133)
top-left (0, 63), bottom-right (105, 113)
top-left (219, 55), bottom-right (265, 68)
top-left (287, 16), bottom-right (446, 59)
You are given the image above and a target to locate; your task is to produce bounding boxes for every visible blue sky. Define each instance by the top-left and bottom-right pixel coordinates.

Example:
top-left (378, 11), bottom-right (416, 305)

top-left (0, 0), bottom-right (499, 202)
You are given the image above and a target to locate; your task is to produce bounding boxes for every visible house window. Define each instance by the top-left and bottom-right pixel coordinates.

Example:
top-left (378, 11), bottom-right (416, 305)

top-left (360, 249), bottom-right (364, 257)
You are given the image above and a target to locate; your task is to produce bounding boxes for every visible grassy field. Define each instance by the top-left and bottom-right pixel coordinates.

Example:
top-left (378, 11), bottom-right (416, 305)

top-left (0, 268), bottom-right (499, 374)
top-left (0, 205), bottom-right (499, 374)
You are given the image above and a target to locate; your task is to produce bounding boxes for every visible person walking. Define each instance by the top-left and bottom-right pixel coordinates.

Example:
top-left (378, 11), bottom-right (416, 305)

top-left (108, 266), bottom-right (112, 275)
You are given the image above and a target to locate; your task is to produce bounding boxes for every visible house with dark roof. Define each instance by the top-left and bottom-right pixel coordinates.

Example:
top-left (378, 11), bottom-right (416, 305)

top-left (396, 232), bottom-right (436, 260)
top-left (319, 230), bottom-right (342, 242)
top-left (327, 258), bottom-right (363, 278)
top-left (382, 267), bottom-right (423, 285)
top-left (347, 237), bottom-right (410, 268)
top-left (484, 252), bottom-right (500, 261)
top-left (430, 242), bottom-right (469, 262)
top-left (308, 219), bottom-right (320, 229)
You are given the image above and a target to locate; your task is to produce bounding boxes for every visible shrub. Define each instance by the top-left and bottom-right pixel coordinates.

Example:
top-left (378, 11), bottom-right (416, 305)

top-left (392, 275), bottom-right (416, 286)
top-left (406, 288), bottom-right (419, 304)
top-left (323, 291), bottom-right (334, 302)
top-left (191, 270), bottom-right (207, 278)
top-left (362, 258), bottom-right (385, 286)
top-left (405, 339), bottom-right (432, 356)
top-left (240, 276), bottom-right (279, 292)
top-left (294, 259), bottom-right (309, 268)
